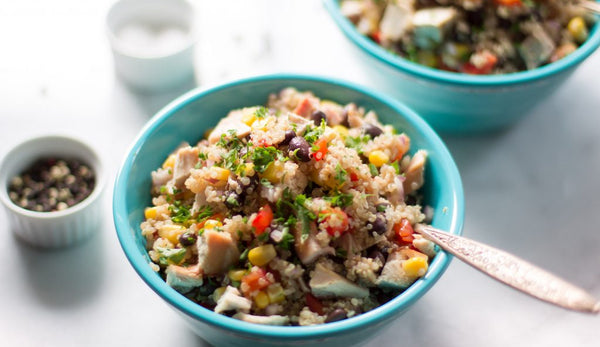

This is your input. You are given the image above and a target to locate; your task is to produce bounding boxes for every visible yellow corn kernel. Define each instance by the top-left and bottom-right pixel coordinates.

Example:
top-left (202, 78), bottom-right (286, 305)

top-left (267, 283), bottom-right (285, 304)
top-left (261, 161), bottom-right (283, 184)
top-left (251, 116), bottom-right (274, 131)
top-left (158, 224), bottom-right (187, 245)
top-left (209, 167), bottom-right (230, 186)
top-left (162, 154), bottom-right (176, 169)
top-left (242, 163), bottom-right (255, 177)
top-left (203, 219), bottom-right (223, 230)
top-left (568, 16), bottom-right (588, 44)
top-left (212, 287), bottom-right (227, 302)
top-left (241, 108), bottom-right (258, 126)
top-left (248, 244), bottom-right (277, 267)
top-left (368, 150), bottom-right (389, 167)
top-left (144, 207), bottom-right (158, 220)
top-left (333, 125), bottom-right (349, 139)
top-left (402, 257), bottom-right (429, 278)
top-left (254, 290), bottom-right (270, 309)
top-left (228, 269), bottom-right (248, 282)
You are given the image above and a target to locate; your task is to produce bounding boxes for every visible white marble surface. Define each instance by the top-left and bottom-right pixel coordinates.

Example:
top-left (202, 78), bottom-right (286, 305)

top-left (1, 1), bottom-right (599, 346)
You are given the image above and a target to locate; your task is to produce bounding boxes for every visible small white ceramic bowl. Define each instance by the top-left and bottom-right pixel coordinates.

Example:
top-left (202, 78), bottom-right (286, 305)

top-left (0, 135), bottom-right (105, 248)
top-left (106, 0), bottom-right (197, 93)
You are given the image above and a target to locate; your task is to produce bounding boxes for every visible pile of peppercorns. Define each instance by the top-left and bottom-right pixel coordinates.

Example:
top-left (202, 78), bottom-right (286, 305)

top-left (8, 157), bottom-right (95, 212)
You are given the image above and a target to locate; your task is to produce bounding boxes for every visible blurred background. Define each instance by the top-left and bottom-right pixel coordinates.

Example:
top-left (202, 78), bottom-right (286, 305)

top-left (1, 0), bottom-right (599, 346)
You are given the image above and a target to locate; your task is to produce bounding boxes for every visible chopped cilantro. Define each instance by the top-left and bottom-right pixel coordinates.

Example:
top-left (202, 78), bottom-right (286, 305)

top-left (279, 227), bottom-right (295, 250)
top-left (335, 247), bottom-right (348, 258)
top-left (226, 195), bottom-right (240, 207)
top-left (239, 248), bottom-right (249, 262)
top-left (198, 152), bottom-right (208, 160)
top-left (345, 135), bottom-right (370, 154)
top-left (295, 194), bottom-right (316, 241)
top-left (369, 163), bottom-right (379, 176)
top-left (391, 160), bottom-right (400, 174)
top-left (254, 106), bottom-right (269, 119)
top-left (257, 232), bottom-right (270, 242)
top-left (251, 146), bottom-right (279, 173)
top-left (156, 247), bottom-right (187, 266)
top-left (169, 201), bottom-right (191, 223)
top-left (376, 204), bottom-right (388, 213)
top-left (334, 164), bottom-right (348, 184)
top-left (260, 178), bottom-right (274, 188)
top-left (303, 121), bottom-right (326, 145)
top-left (196, 205), bottom-right (213, 222)
top-left (326, 192), bottom-right (353, 208)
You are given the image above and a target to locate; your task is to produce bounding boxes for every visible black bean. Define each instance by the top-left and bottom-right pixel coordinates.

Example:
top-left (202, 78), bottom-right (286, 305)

top-left (465, 10), bottom-right (484, 27)
top-left (368, 214), bottom-right (387, 235)
top-left (239, 175), bottom-right (258, 195)
top-left (310, 110), bottom-right (327, 126)
top-left (362, 123), bottom-right (383, 138)
top-left (288, 137), bottom-right (311, 162)
top-left (325, 309), bottom-right (347, 323)
top-left (179, 231), bottom-right (198, 247)
top-left (367, 248), bottom-right (386, 265)
top-left (281, 130), bottom-right (296, 146)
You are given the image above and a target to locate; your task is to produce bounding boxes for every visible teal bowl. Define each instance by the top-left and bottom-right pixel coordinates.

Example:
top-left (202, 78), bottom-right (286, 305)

top-left (113, 74), bottom-right (464, 346)
top-left (324, 0), bottom-right (600, 133)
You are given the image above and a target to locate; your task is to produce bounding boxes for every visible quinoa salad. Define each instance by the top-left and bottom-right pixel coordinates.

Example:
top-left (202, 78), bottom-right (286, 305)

top-left (340, 0), bottom-right (596, 74)
top-left (140, 88), bottom-right (438, 326)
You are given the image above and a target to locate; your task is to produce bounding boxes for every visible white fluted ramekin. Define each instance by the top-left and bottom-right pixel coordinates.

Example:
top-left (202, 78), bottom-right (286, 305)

top-left (0, 135), bottom-right (105, 248)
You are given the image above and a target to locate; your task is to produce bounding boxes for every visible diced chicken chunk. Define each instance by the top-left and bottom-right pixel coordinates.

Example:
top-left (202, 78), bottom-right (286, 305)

top-left (377, 248), bottom-right (428, 289)
top-left (287, 112), bottom-right (313, 136)
top-left (165, 263), bottom-right (203, 293)
top-left (151, 168), bottom-right (172, 191)
top-left (412, 7), bottom-right (458, 49)
top-left (403, 149), bottom-right (427, 195)
top-left (168, 146), bottom-right (199, 190)
top-left (380, 3), bottom-right (414, 42)
top-left (309, 263), bottom-right (369, 299)
top-left (519, 26), bottom-right (556, 70)
top-left (208, 109), bottom-right (252, 144)
top-left (214, 286), bottom-right (252, 314)
top-left (413, 234), bottom-right (437, 258)
top-left (340, 0), bottom-right (364, 22)
top-left (294, 223), bottom-right (335, 265)
top-left (232, 312), bottom-right (290, 326)
top-left (197, 229), bottom-right (240, 275)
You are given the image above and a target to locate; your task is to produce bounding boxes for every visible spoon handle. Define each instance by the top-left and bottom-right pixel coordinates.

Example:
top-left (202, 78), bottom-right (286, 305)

top-left (415, 225), bottom-right (600, 314)
top-left (579, 0), bottom-right (600, 14)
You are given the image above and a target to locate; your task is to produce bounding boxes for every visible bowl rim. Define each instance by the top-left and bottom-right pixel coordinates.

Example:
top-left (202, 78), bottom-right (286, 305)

top-left (0, 134), bottom-right (105, 220)
top-left (323, 0), bottom-right (600, 87)
top-left (113, 73), bottom-right (465, 341)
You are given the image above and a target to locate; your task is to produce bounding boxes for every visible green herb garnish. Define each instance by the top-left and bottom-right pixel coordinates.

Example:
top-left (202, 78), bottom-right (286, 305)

top-left (156, 247), bottom-right (187, 266)
top-left (169, 200), bottom-right (191, 223)
top-left (326, 192), bottom-right (353, 208)
top-left (254, 106), bottom-right (269, 119)
top-left (252, 146), bottom-right (279, 173)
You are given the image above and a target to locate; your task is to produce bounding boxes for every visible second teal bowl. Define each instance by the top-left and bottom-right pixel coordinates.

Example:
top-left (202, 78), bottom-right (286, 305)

top-left (324, 0), bottom-right (600, 133)
top-left (113, 74), bottom-right (464, 346)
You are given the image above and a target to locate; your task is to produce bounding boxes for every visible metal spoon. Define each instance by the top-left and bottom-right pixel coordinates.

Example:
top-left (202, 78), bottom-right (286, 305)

top-left (579, 0), bottom-right (600, 14)
top-left (415, 224), bottom-right (600, 314)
